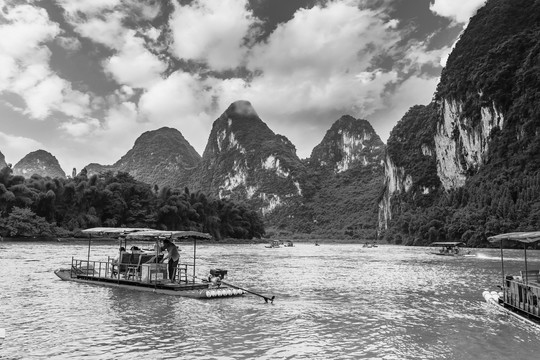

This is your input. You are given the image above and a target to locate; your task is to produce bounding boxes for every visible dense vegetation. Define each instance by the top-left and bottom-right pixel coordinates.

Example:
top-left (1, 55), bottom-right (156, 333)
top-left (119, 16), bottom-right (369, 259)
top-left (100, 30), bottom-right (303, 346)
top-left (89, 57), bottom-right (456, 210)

top-left (266, 161), bottom-right (383, 239)
top-left (0, 166), bottom-right (264, 240)
top-left (436, 0), bottom-right (540, 171)
top-left (382, 168), bottom-right (540, 247)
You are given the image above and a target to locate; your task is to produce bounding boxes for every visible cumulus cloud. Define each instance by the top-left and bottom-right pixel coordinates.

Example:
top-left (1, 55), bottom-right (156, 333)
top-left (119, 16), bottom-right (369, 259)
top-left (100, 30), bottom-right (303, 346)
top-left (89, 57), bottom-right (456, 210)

top-left (169, 0), bottom-right (260, 70)
top-left (72, 11), bottom-right (127, 49)
top-left (103, 30), bottom-right (167, 89)
top-left (0, 3), bottom-right (91, 120)
top-left (430, 0), bottom-right (486, 23)
top-left (229, 2), bottom-right (402, 117)
top-left (56, 0), bottom-right (121, 16)
top-left (58, 118), bottom-right (101, 137)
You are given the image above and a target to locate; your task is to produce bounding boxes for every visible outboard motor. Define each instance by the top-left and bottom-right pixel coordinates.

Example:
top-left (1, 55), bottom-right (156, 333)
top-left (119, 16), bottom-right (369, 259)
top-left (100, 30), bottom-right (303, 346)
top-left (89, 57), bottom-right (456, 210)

top-left (208, 269), bottom-right (228, 287)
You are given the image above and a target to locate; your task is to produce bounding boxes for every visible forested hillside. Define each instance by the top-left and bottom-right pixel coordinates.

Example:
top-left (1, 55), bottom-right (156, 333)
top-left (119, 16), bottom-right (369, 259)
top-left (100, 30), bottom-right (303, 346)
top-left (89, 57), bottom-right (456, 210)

top-left (0, 166), bottom-right (264, 240)
top-left (380, 0), bottom-right (540, 247)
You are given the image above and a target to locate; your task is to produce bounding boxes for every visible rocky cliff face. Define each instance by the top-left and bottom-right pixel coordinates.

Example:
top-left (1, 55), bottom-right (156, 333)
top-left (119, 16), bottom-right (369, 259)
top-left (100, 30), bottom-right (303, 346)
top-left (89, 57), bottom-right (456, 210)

top-left (85, 127), bottom-right (201, 189)
top-left (193, 100), bottom-right (304, 214)
top-left (434, 100), bottom-right (504, 189)
top-left (378, 104), bottom-right (440, 230)
top-left (310, 115), bottom-right (384, 172)
top-left (12, 150), bottom-right (66, 179)
top-left (0, 151), bottom-right (7, 169)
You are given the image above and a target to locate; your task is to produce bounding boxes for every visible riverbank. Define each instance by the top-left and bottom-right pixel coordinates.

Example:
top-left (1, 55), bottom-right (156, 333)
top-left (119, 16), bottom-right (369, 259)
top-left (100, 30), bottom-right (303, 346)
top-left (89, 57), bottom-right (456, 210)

top-left (0, 236), bottom-right (378, 245)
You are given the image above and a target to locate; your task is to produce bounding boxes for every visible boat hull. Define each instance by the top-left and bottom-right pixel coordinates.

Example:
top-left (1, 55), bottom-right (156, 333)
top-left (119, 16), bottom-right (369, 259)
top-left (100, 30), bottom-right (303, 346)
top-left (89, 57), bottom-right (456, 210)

top-left (482, 290), bottom-right (540, 329)
top-left (54, 269), bottom-right (244, 299)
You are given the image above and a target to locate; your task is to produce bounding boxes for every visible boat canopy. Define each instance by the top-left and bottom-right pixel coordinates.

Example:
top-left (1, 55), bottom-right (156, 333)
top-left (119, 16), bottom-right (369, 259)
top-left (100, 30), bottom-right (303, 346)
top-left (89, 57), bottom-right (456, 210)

top-left (125, 230), bottom-right (212, 241)
top-left (81, 227), bottom-right (154, 236)
top-left (488, 231), bottom-right (540, 244)
top-left (430, 242), bottom-right (465, 246)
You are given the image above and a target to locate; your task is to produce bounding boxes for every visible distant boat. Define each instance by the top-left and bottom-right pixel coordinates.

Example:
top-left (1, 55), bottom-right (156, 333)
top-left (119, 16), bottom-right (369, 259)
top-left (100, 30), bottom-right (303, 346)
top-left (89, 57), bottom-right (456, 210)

top-left (283, 240), bottom-right (294, 247)
top-left (429, 242), bottom-right (476, 257)
top-left (484, 232), bottom-right (540, 328)
top-left (265, 240), bottom-right (282, 248)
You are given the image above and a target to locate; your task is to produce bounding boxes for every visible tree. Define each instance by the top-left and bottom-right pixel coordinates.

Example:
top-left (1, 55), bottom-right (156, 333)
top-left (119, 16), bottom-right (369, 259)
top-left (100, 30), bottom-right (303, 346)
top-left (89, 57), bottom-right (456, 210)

top-left (1, 207), bottom-right (53, 237)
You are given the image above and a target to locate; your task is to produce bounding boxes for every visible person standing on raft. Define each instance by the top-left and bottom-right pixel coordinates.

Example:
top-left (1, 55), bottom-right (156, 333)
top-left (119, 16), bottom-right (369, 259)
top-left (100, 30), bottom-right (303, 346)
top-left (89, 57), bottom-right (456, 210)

top-left (161, 239), bottom-right (180, 282)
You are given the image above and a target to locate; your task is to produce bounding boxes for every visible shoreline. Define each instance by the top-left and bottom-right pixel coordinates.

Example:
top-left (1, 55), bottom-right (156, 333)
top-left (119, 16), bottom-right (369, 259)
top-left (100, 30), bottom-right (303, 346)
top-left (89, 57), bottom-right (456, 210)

top-left (0, 236), bottom-right (378, 245)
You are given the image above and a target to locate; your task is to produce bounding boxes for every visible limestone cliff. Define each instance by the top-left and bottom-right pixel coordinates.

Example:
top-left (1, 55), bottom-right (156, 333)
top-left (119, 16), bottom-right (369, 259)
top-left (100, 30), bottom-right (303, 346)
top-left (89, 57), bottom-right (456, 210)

top-left (378, 104), bottom-right (440, 230)
top-left (310, 115), bottom-right (384, 172)
top-left (193, 100), bottom-right (304, 215)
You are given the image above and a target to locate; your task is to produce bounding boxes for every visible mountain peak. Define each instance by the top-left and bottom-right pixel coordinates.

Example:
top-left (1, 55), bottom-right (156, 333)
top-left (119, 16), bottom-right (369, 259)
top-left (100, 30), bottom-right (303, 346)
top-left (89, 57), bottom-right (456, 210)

top-left (13, 149), bottom-right (66, 178)
top-left (310, 116), bottom-right (385, 172)
top-left (226, 100), bottom-right (258, 118)
top-left (85, 127), bottom-right (201, 188)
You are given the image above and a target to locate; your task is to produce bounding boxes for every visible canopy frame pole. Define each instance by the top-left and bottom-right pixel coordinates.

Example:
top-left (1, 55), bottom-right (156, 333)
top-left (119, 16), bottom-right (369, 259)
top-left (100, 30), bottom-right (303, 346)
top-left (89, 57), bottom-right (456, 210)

top-left (500, 239), bottom-right (505, 301)
top-left (193, 238), bottom-right (196, 284)
top-left (87, 233), bottom-right (91, 277)
top-left (524, 243), bottom-right (529, 284)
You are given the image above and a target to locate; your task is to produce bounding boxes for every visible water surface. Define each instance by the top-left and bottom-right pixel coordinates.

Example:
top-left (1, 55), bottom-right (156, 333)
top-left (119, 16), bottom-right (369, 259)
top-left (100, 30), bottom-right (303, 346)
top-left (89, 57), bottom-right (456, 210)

top-left (1, 242), bottom-right (540, 359)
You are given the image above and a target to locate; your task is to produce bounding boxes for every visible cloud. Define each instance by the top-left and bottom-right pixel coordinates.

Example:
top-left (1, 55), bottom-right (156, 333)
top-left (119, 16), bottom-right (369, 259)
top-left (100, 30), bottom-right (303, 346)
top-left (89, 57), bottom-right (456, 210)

top-left (0, 3), bottom-right (91, 120)
top-left (0, 131), bottom-right (44, 164)
top-left (0, 4), bottom-right (60, 92)
top-left (103, 30), bottom-right (167, 89)
top-left (401, 41), bottom-right (453, 72)
top-left (218, 2), bottom-right (403, 117)
top-left (71, 11), bottom-right (127, 49)
top-left (56, 0), bottom-right (121, 16)
top-left (430, 0), bottom-right (486, 23)
top-left (56, 36), bottom-right (82, 53)
top-left (169, 0), bottom-right (260, 70)
top-left (58, 118), bottom-right (101, 137)
top-left (58, 0), bottom-right (162, 50)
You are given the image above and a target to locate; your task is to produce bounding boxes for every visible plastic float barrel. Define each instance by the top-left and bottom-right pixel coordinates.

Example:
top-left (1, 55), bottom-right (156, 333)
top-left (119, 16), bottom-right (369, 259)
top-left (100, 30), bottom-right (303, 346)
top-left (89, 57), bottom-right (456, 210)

top-left (201, 288), bottom-right (246, 298)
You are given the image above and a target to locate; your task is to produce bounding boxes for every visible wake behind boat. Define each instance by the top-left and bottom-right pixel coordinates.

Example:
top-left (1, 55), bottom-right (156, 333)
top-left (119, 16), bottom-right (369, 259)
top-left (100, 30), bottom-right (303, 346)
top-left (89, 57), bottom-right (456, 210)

top-left (429, 242), bottom-right (476, 257)
top-left (54, 227), bottom-right (274, 302)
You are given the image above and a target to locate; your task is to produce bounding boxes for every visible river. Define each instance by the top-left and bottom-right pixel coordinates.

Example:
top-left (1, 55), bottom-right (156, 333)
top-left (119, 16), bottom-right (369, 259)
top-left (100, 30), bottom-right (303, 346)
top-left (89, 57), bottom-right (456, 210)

top-left (1, 241), bottom-right (540, 359)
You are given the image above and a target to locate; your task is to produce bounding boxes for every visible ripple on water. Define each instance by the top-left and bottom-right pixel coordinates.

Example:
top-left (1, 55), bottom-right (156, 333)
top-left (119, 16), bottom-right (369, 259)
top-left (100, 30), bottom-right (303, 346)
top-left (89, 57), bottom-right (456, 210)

top-left (2, 243), bottom-right (540, 359)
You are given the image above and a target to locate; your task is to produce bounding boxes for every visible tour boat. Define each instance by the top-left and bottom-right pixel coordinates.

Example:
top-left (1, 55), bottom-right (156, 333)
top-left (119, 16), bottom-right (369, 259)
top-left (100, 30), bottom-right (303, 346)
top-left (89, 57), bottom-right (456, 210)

top-left (283, 240), bottom-right (294, 247)
top-left (483, 232), bottom-right (540, 328)
top-left (265, 240), bottom-right (282, 248)
top-left (54, 227), bottom-right (273, 302)
top-left (429, 241), bottom-right (476, 257)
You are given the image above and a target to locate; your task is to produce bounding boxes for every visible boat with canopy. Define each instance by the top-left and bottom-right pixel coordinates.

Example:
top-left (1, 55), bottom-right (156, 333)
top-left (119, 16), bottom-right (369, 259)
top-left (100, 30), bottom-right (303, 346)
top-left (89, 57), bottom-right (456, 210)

top-left (54, 227), bottom-right (274, 302)
top-left (483, 231), bottom-right (540, 328)
top-left (429, 242), bottom-right (475, 257)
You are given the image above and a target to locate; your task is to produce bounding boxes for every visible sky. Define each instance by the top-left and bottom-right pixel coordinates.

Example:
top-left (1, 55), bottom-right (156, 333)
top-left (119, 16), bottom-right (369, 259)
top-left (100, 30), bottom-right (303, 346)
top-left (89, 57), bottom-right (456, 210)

top-left (0, 0), bottom-right (486, 174)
